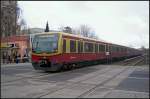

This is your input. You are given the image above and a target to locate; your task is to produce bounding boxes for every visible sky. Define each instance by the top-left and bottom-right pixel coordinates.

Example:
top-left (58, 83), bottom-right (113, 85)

top-left (18, 1), bottom-right (149, 48)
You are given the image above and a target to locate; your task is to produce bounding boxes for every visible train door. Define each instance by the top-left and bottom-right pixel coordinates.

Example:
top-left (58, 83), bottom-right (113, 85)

top-left (106, 44), bottom-right (111, 64)
top-left (63, 39), bottom-right (66, 53)
top-left (78, 40), bottom-right (83, 61)
top-left (106, 44), bottom-right (110, 55)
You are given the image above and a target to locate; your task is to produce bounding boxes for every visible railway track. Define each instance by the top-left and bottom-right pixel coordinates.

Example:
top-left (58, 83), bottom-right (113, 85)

top-left (38, 66), bottom-right (130, 98)
top-left (2, 65), bottom-right (106, 84)
top-left (112, 55), bottom-right (145, 66)
top-left (2, 55), bottom-right (147, 84)
top-left (2, 58), bottom-right (149, 98)
top-left (2, 68), bottom-right (80, 84)
top-left (77, 67), bottom-right (130, 98)
top-left (137, 54), bottom-right (149, 66)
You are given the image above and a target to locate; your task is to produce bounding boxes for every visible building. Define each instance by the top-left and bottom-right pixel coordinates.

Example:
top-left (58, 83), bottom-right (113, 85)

top-left (1, 35), bottom-right (30, 63)
top-left (21, 28), bottom-right (63, 34)
top-left (1, 1), bottom-right (18, 37)
top-left (22, 28), bottom-right (45, 34)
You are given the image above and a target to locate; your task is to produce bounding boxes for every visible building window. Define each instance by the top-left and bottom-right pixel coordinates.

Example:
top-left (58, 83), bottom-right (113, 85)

top-left (70, 40), bottom-right (76, 52)
top-left (63, 39), bottom-right (66, 53)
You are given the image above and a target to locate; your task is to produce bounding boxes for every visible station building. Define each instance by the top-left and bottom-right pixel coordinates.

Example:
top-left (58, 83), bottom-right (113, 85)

top-left (1, 35), bottom-right (30, 63)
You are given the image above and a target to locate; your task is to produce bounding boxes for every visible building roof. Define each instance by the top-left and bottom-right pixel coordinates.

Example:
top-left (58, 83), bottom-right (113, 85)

top-left (1, 35), bottom-right (29, 43)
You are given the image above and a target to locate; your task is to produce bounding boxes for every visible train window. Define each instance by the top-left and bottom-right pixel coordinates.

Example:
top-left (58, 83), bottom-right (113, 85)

top-left (115, 47), bottom-right (117, 52)
top-left (99, 44), bottom-right (105, 52)
top-left (84, 42), bottom-right (93, 52)
top-left (118, 47), bottom-right (120, 52)
top-left (122, 48), bottom-right (124, 52)
top-left (81, 42), bottom-right (83, 52)
top-left (124, 48), bottom-right (125, 52)
top-left (63, 39), bottom-right (66, 53)
top-left (109, 46), bottom-right (112, 52)
top-left (78, 41), bottom-right (83, 53)
top-left (78, 41), bottom-right (80, 53)
top-left (84, 43), bottom-right (89, 52)
top-left (113, 46), bottom-right (115, 52)
top-left (123, 48), bottom-right (125, 52)
top-left (121, 47), bottom-right (123, 52)
top-left (124, 48), bottom-right (127, 52)
top-left (106, 44), bottom-right (109, 52)
top-left (117, 47), bottom-right (120, 52)
top-left (112, 46), bottom-right (115, 52)
top-left (90, 43), bottom-right (94, 52)
top-left (99, 44), bottom-right (101, 52)
top-left (120, 47), bottom-right (122, 52)
top-left (70, 40), bottom-right (76, 52)
top-left (119, 47), bottom-right (121, 52)
top-left (95, 43), bottom-right (98, 53)
top-left (119, 47), bottom-right (122, 52)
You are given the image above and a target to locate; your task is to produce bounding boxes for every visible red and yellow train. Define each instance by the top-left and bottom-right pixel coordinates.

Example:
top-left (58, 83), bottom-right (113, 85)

top-left (31, 32), bottom-right (142, 71)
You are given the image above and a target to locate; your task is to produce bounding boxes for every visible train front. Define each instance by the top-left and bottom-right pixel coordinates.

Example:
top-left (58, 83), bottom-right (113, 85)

top-left (31, 33), bottom-right (62, 71)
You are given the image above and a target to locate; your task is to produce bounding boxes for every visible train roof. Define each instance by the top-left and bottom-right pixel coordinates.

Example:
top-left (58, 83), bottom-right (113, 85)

top-left (61, 32), bottom-right (111, 44)
top-left (30, 32), bottom-right (111, 44)
top-left (30, 32), bottom-right (139, 50)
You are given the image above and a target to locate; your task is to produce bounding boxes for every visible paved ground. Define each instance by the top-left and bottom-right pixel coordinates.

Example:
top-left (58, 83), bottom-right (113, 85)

top-left (1, 63), bottom-right (149, 98)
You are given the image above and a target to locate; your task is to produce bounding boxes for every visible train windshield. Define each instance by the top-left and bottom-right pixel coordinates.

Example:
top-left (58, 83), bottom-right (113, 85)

top-left (32, 34), bottom-right (59, 53)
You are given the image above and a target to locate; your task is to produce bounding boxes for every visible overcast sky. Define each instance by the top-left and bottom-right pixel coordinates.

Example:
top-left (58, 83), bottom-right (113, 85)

top-left (18, 1), bottom-right (149, 48)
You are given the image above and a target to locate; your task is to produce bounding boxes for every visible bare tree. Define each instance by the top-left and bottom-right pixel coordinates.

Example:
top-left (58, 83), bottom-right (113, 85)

top-left (16, 3), bottom-right (23, 35)
top-left (59, 26), bottom-right (72, 33)
top-left (1, 1), bottom-right (20, 37)
top-left (88, 31), bottom-right (99, 40)
top-left (64, 26), bottom-right (72, 33)
top-left (20, 19), bottom-right (26, 29)
top-left (16, 3), bottom-right (22, 23)
top-left (58, 24), bottom-right (99, 39)
top-left (16, 3), bottom-right (29, 35)
top-left (78, 25), bottom-right (91, 37)
top-left (76, 24), bottom-right (99, 39)
top-left (19, 18), bottom-right (27, 35)
top-left (58, 25), bottom-right (64, 32)
top-left (72, 27), bottom-right (80, 35)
